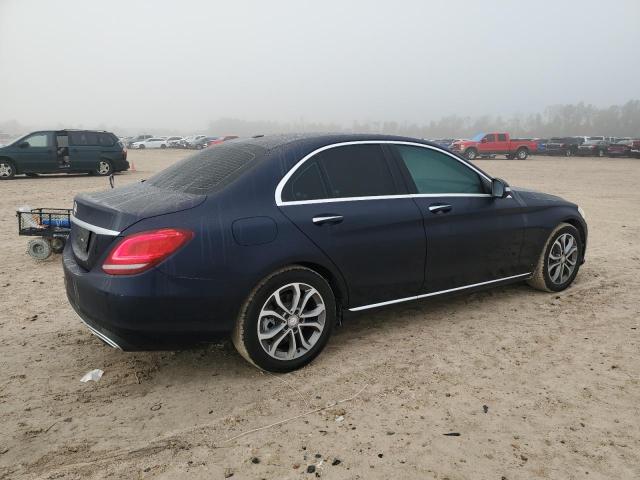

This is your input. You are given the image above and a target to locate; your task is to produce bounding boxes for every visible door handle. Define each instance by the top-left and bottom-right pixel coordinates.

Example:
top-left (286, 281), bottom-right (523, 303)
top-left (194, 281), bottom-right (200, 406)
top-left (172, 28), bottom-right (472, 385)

top-left (312, 215), bottom-right (343, 225)
top-left (428, 203), bottom-right (452, 214)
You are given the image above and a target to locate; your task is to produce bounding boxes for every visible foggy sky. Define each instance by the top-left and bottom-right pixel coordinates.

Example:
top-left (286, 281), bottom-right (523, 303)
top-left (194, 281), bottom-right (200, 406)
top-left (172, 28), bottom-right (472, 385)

top-left (1, 0), bottom-right (639, 132)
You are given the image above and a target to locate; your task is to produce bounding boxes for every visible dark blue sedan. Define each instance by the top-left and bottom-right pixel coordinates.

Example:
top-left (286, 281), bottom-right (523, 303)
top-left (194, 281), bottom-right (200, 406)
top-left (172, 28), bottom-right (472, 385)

top-left (64, 134), bottom-right (588, 371)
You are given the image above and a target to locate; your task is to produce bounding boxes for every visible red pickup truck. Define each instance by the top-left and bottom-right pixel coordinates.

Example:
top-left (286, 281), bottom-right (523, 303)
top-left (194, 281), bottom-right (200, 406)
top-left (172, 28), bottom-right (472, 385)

top-left (449, 133), bottom-right (537, 160)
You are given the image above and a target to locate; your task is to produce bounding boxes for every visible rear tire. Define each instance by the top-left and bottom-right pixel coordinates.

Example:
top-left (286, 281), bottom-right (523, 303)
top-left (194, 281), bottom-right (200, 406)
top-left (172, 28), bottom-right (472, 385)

top-left (565, 149), bottom-right (572, 157)
top-left (232, 266), bottom-right (336, 372)
top-left (0, 159), bottom-right (15, 179)
top-left (527, 223), bottom-right (582, 292)
top-left (50, 237), bottom-right (66, 254)
top-left (160, 144), bottom-right (167, 149)
top-left (95, 160), bottom-right (112, 176)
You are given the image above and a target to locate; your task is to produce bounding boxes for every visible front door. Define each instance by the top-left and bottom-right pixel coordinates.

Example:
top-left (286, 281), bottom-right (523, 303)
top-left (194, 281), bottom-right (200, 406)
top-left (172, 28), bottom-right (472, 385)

top-left (14, 132), bottom-right (55, 173)
top-left (277, 143), bottom-right (426, 307)
top-left (478, 133), bottom-right (497, 154)
top-left (389, 143), bottom-right (527, 293)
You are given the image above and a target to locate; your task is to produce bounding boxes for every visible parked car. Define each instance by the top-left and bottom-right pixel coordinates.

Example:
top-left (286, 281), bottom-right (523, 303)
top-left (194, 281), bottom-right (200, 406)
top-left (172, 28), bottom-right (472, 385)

top-left (131, 138), bottom-right (169, 149)
top-left (450, 133), bottom-right (538, 160)
top-left (193, 136), bottom-right (219, 150)
top-left (64, 134), bottom-right (587, 372)
top-left (207, 135), bottom-right (239, 147)
top-left (126, 135), bottom-right (153, 148)
top-left (431, 138), bottom-right (456, 148)
top-left (0, 129), bottom-right (128, 179)
top-left (607, 139), bottom-right (640, 157)
top-left (545, 137), bottom-right (585, 157)
top-left (166, 136), bottom-right (185, 148)
top-left (533, 138), bottom-right (549, 154)
top-left (185, 135), bottom-right (207, 148)
top-left (576, 140), bottom-right (609, 157)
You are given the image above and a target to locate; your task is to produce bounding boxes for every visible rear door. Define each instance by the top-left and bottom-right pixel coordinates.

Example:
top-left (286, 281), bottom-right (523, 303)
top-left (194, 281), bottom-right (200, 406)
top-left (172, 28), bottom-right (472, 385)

top-left (389, 144), bottom-right (527, 293)
top-left (496, 133), bottom-right (509, 153)
top-left (277, 143), bottom-right (426, 308)
top-left (69, 131), bottom-right (100, 170)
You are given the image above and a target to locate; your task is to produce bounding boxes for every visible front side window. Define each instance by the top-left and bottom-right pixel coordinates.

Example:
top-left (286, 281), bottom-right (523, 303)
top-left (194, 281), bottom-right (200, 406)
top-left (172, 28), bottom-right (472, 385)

top-left (394, 145), bottom-right (486, 194)
top-left (22, 133), bottom-right (49, 148)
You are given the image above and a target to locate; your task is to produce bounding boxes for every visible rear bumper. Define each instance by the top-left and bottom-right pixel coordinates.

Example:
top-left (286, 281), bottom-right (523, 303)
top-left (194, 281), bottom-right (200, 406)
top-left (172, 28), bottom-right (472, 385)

top-left (63, 245), bottom-right (235, 350)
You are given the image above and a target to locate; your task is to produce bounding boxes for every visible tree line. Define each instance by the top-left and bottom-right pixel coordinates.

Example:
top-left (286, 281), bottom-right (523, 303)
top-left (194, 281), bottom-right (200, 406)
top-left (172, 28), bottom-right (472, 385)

top-left (207, 100), bottom-right (640, 139)
top-left (2, 100), bottom-right (639, 139)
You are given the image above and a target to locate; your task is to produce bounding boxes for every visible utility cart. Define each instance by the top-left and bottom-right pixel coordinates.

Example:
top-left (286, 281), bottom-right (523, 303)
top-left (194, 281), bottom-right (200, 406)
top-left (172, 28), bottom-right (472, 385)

top-left (17, 208), bottom-right (72, 260)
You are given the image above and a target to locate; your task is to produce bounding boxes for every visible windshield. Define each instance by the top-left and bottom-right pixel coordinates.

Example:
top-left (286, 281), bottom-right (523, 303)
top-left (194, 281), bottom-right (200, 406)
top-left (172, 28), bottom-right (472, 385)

top-left (472, 133), bottom-right (485, 142)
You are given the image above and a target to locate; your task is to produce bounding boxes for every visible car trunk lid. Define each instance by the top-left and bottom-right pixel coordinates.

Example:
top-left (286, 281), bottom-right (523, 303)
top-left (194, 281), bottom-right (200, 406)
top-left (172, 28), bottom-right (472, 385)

top-left (70, 182), bottom-right (205, 271)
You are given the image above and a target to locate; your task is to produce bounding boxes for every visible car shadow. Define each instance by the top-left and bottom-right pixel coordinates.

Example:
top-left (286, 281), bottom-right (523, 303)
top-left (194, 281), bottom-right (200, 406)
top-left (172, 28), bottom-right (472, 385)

top-left (114, 281), bottom-right (532, 385)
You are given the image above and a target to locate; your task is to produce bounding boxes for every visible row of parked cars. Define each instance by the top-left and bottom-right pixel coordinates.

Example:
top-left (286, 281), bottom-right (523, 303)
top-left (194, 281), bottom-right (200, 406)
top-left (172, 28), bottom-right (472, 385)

top-left (432, 134), bottom-right (640, 159)
top-left (122, 134), bottom-right (238, 150)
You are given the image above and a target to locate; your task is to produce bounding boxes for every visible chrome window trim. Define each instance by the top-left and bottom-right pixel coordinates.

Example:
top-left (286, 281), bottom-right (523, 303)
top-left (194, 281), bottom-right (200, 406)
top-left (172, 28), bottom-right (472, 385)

top-left (71, 215), bottom-right (121, 236)
top-left (275, 140), bottom-right (493, 206)
top-left (349, 272), bottom-right (531, 312)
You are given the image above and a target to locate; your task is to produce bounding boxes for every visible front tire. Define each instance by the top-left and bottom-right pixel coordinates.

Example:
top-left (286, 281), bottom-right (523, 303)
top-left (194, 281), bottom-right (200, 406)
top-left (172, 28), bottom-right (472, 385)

top-left (0, 159), bottom-right (15, 179)
top-left (527, 223), bottom-right (582, 292)
top-left (232, 266), bottom-right (336, 372)
top-left (464, 148), bottom-right (478, 160)
top-left (27, 238), bottom-right (52, 260)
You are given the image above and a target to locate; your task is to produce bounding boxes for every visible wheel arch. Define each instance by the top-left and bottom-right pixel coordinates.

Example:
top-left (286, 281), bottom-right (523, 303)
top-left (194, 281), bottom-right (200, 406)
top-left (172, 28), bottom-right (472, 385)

top-left (561, 216), bottom-right (587, 261)
top-left (291, 261), bottom-right (348, 308)
top-left (0, 155), bottom-right (18, 173)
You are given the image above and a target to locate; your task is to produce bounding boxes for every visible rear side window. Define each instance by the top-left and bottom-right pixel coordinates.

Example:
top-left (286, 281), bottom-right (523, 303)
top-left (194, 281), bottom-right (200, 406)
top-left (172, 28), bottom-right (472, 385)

top-left (394, 145), bottom-right (485, 194)
top-left (69, 131), bottom-right (99, 146)
top-left (497, 134), bottom-right (507, 141)
top-left (282, 160), bottom-right (328, 202)
top-left (148, 141), bottom-right (266, 194)
top-left (316, 144), bottom-right (395, 199)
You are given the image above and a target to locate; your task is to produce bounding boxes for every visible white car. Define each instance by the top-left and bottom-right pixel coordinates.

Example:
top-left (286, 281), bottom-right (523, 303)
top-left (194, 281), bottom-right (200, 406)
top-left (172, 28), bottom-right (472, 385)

top-left (131, 138), bottom-right (168, 149)
top-left (166, 136), bottom-right (184, 147)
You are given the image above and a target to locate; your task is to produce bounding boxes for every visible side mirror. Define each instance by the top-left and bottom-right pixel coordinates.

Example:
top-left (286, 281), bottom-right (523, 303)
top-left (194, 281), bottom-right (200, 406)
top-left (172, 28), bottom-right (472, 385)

top-left (19, 141), bottom-right (29, 148)
top-left (491, 178), bottom-right (510, 198)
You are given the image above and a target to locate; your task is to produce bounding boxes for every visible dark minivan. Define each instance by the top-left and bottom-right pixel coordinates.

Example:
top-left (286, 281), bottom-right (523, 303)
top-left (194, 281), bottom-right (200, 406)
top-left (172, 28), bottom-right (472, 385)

top-left (0, 130), bottom-right (129, 179)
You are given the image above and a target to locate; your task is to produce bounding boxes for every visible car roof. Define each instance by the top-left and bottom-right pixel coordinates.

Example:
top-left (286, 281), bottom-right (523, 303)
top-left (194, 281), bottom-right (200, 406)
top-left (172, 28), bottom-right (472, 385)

top-left (233, 132), bottom-right (441, 153)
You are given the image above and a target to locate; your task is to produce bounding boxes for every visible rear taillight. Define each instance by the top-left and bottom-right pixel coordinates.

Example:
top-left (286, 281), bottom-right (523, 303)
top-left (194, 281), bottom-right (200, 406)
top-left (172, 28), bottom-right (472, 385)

top-left (102, 228), bottom-right (193, 275)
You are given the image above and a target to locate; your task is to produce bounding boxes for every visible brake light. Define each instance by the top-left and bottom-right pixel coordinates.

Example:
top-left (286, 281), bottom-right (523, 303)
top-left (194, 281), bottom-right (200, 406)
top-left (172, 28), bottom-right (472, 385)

top-left (102, 228), bottom-right (193, 275)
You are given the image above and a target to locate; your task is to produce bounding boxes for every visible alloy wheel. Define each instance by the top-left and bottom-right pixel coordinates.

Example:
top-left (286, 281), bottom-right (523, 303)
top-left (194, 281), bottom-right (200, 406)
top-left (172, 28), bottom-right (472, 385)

top-left (257, 282), bottom-right (326, 360)
top-left (0, 162), bottom-right (13, 177)
top-left (98, 161), bottom-right (111, 175)
top-left (547, 233), bottom-right (578, 285)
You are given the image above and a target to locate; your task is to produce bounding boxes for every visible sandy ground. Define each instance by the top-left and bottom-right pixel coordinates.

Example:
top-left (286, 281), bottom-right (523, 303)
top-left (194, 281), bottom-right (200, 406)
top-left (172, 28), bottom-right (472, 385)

top-left (0, 149), bottom-right (639, 480)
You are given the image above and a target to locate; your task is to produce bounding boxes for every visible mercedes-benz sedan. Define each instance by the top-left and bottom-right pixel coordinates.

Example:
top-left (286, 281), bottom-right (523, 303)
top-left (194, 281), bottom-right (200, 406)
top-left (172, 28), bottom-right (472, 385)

top-left (64, 134), bottom-right (587, 372)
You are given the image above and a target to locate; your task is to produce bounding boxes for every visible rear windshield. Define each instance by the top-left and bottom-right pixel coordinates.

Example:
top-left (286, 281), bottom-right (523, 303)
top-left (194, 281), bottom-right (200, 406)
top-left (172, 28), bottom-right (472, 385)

top-left (147, 141), bottom-right (266, 194)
